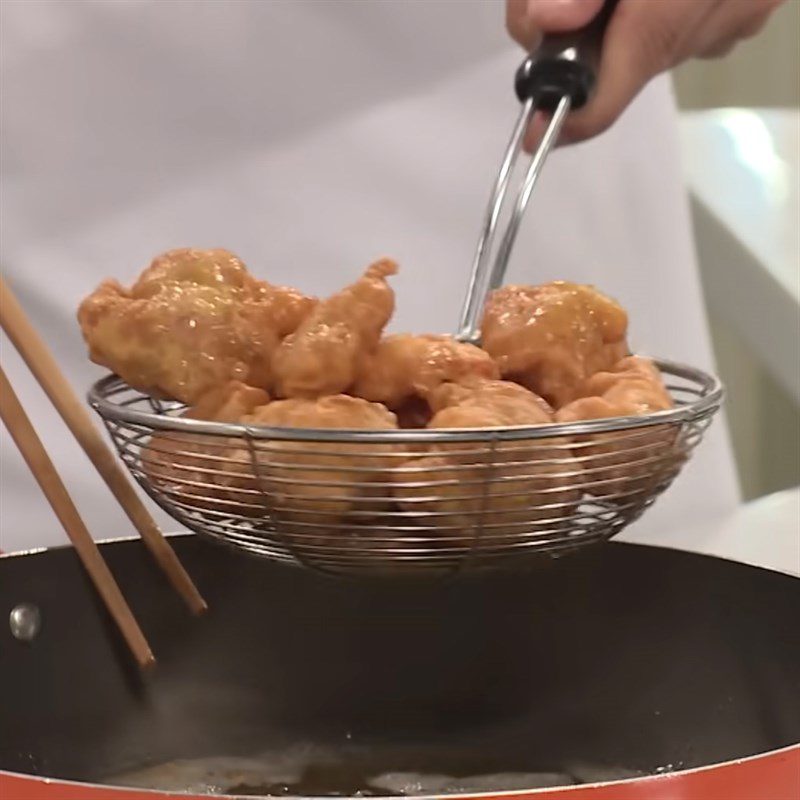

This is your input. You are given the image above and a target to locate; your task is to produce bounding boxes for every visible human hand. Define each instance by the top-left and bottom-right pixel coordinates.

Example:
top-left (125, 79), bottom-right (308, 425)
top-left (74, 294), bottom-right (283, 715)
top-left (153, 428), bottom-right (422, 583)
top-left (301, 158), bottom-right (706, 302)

top-left (507, 0), bottom-right (786, 145)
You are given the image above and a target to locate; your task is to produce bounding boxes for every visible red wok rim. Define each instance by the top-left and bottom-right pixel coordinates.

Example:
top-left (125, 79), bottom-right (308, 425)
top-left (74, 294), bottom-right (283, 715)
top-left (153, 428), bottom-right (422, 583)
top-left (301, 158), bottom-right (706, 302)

top-left (1, 744), bottom-right (798, 799)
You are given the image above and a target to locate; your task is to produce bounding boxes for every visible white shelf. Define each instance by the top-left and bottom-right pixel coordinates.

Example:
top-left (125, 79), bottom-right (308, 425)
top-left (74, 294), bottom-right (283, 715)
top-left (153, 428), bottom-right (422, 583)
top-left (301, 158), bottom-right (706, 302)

top-left (679, 108), bottom-right (799, 403)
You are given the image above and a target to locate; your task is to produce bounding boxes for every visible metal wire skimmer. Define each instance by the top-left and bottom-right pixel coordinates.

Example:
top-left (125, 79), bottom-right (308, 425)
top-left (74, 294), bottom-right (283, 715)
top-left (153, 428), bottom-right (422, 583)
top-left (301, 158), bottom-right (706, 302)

top-left (88, 3), bottom-right (722, 576)
top-left (90, 362), bottom-right (722, 577)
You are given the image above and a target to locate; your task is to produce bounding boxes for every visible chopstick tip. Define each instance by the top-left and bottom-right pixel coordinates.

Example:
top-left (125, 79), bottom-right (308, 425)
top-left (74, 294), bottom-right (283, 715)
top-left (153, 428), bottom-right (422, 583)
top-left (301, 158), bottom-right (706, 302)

top-left (139, 651), bottom-right (157, 671)
top-left (192, 597), bottom-right (209, 616)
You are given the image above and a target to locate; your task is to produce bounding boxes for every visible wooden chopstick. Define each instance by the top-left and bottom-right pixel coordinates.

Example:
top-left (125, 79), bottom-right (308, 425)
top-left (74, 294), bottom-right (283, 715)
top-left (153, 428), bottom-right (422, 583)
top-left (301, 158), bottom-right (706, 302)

top-left (0, 367), bottom-right (155, 668)
top-left (0, 279), bottom-right (207, 615)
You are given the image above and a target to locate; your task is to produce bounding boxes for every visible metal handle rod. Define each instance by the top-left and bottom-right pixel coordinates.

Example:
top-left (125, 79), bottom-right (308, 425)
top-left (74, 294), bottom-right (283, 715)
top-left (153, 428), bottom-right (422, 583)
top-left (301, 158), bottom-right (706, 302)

top-left (457, 94), bottom-right (570, 343)
top-left (457, 97), bottom-right (535, 343)
top-left (489, 94), bottom-right (571, 293)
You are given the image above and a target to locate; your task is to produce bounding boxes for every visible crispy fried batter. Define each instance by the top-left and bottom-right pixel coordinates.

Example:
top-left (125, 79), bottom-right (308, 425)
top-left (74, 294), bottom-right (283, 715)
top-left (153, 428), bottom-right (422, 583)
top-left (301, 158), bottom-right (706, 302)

top-left (132, 248), bottom-right (258, 295)
top-left (353, 334), bottom-right (499, 412)
top-left (481, 281), bottom-right (629, 408)
top-left (427, 377), bottom-right (553, 423)
top-left (555, 357), bottom-right (678, 500)
top-left (78, 248), bottom-right (316, 403)
top-left (394, 378), bottom-right (581, 545)
top-left (271, 260), bottom-right (398, 399)
top-left (142, 381), bottom-right (269, 516)
top-left (241, 396), bottom-right (400, 551)
top-left (563, 356), bottom-right (673, 416)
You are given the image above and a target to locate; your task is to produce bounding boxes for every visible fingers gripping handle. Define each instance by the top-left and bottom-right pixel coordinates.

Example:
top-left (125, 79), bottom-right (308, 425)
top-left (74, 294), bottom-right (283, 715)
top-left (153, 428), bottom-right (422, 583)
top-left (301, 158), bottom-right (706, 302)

top-left (515, 0), bottom-right (619, 110)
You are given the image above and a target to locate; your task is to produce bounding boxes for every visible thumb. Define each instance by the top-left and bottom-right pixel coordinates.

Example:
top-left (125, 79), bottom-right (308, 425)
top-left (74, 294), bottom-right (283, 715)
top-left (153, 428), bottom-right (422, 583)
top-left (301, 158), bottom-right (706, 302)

top-left (507, 0), bottom-right (605, 50)
top-left (526, 0), bottom-right (606, 32)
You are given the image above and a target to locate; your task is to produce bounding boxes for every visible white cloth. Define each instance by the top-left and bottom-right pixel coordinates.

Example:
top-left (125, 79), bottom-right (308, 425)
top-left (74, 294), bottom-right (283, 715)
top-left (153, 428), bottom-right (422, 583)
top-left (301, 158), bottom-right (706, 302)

top-left (0, 0), bottom-right (738, 552)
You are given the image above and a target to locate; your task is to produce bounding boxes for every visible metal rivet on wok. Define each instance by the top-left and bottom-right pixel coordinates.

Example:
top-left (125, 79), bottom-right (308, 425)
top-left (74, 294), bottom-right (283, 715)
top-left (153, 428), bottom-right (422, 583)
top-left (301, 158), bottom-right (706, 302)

top-left (9, 603), bottom-right (42, 643)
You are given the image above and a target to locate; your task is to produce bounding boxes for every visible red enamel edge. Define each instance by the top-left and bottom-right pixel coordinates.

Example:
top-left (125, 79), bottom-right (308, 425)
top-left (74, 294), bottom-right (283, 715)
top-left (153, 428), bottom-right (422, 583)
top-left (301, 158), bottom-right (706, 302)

top-left (1, 745), bottom-right (798, 800)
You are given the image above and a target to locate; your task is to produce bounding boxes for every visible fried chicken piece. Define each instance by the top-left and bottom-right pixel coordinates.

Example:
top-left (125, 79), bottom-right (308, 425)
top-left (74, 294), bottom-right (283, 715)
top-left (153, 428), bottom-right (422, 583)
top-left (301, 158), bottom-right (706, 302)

top-left (480, 281), bottom-right (629, 408)
top-left (79, 278), bottom-right (274, 403)
top-left (271, 259), bottom-right (398, 399)
top-left (133, 247), bottom-right (259, 295)
top-left (78, 248), bottom-right (316, 403)
top-left (144, 386), bottom-right (401, 536)
top-left (142, 381), bottom-right (270, 516)
top-left (240, 396), bottom-right (400, 557)
top-left (394, 378), bottom-right (582, 547)
top-left (555, 356), bottom-right (678, 501)
top-left (249, 280), bottom-right (318, 339)
top-left (187, 379), bottom-right (272, 422)
top-left (566, 355), bottom-right (673, 414)
top-left (353, 334), bottom-right (499, 420)
top-left (132, 248), bottom-right (317, 338)
top-left (427, 377), bottom-right (553, 422)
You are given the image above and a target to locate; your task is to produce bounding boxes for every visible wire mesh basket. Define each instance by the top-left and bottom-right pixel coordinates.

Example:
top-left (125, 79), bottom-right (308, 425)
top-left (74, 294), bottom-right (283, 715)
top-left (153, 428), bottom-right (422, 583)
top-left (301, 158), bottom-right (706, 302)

top-left (89, 360), bottom-right (722, 576)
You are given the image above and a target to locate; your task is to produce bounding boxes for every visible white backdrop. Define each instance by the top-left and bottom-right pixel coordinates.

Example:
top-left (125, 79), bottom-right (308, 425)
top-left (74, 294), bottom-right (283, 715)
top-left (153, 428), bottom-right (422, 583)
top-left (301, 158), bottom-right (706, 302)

top-left (0, 0), bottom-right (738, 552)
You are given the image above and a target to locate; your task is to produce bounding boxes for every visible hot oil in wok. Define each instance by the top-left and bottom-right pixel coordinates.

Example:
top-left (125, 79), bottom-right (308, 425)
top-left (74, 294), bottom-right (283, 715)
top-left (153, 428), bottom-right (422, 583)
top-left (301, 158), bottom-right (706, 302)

top-left (107, 741), bottom-right (644, 796)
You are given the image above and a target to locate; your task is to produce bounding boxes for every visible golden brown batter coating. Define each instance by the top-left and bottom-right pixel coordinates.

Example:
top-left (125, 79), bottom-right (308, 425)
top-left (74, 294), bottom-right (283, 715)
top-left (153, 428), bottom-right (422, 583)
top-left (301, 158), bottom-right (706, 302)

top-left (78, 248), bottom-right (315, 403)
top-left (353, 334), bottom-right (499, 412)
top-left (560, 355), bottom-right (673, 417)
top-left (271, 260), bottom-right (398, 399)
top-left (555, 356), bottom-right (677, 500)
top-left (142, 381), bottom-right (270, 516)
top-left (480, 281), bottom-right (629, 408)
top-left (394, 378), bottom-right (581, 546)
top-left (247, 394), bottom-right (397, 430)
top-left (427, 376), bottom-right (553, 423)
top-left (132, 248), bottom-right (258, 295)
top-left (242, 395), bottom-right (399, 543)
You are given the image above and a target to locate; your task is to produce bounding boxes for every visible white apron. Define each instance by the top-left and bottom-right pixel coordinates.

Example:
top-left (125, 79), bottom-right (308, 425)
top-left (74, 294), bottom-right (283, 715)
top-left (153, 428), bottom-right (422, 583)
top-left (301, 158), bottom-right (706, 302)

top-left (0, 0), bottom-right (738, 552)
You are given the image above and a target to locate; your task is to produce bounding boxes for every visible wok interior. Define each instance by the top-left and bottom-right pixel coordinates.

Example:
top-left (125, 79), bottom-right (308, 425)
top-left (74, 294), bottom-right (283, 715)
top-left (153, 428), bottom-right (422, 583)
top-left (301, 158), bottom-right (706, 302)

top-left (1, 537), bottom-right (798, 795)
